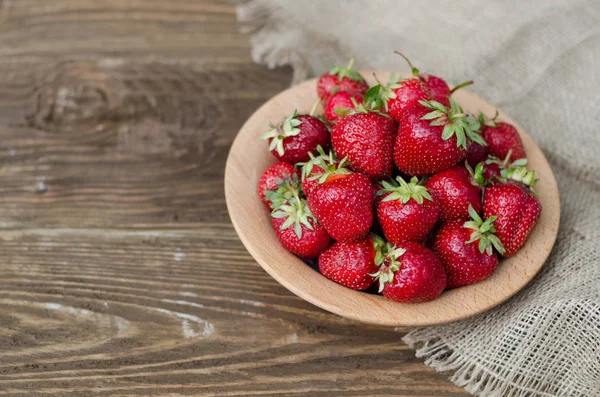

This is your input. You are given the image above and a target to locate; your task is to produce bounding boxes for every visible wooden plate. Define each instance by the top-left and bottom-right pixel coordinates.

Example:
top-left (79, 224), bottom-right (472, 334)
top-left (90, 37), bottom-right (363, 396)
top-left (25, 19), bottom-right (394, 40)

top-left (225, 71), bottom-right (560, 326)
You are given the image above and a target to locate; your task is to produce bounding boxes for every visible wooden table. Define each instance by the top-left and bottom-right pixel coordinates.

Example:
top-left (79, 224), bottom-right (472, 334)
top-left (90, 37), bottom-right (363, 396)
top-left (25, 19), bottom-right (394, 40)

top-left (0, 1), bottom-right (468, 395)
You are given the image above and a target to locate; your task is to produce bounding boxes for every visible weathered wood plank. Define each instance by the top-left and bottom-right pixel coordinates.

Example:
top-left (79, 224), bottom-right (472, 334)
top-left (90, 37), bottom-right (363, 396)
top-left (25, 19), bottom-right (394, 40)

top-left (0, 1), bottom-right (468, 395)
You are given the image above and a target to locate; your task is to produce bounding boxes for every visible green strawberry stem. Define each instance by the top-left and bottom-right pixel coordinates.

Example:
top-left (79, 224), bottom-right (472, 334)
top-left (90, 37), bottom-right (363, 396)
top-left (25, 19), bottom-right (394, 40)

top-left (450, 80), bottom-right (474, 94)
top-left (463, 204), bottom-right (506, 255)
top-left (394, 51), bottom-right (420, 76)
top-left (309, 98), bottom-right (321, 117)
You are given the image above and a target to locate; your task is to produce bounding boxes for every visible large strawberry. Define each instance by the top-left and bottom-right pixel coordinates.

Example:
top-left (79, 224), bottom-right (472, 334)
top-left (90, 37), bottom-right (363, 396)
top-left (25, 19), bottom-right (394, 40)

top-left (377, 176), bottom-right (440, 243)
top-left (479, 111), bottom-right (526, 162)
top-left (324, 90), bottom-right (363, 125)
top-left (331, 86), bottom-right (397, 179)
top-left (434, 205), bottom-right (505, 288)
top-left (261, 110), bottom-right (330, 164)
top-left (371, 240), bottom-right (447, 303)
top-left (425, 165), bottom-right (482, 221)
top-left (317, 58), bottom-right (369, 102)
top-left (307, 168), bottom-right (373, 242)
top-left (258, 162), bottom-right (301, 209)
top-left (271, 195), bottom-right (331, 259)
top-left (318, 235), bottom-right (380, 290)
top-left (394, 99), bottom-right (485, 175)
top-left (483, 167), bottom-right (541, 256)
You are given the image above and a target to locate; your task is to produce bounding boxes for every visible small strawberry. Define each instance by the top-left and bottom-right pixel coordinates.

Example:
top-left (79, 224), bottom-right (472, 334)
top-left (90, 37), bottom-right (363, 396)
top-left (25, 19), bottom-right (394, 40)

top-left (425, 165), bottom-right (482, 221)
top-left (466, 141), bottom-right (488, 168)
top-left (317, 58), bottom-right (369, 103)
top-left (318, 235), bottom-right (380, 290)
top-left (434, 205), bottom-right (505, 288)
top-left (261, 109), bottom-right (330, 164)
top-left (394, 99), bottom-right (485, 175)
top-left (271, 194), bottom-right (332, 259)
top-left (258, 162), bottom-right (301, 209)
top-left (483, 167), bottom-right (542, 256)
top-left (479, 111), bottom-right (526, 162)
top-left (472, 152), bottom-right (529, 186)
top-left (377, 176), bottom-right (440, 244)
top-left (378, 52), bottom-right (474, 121)
top-left (371, 240), bottom-right (447, 303)
top-left (331, 86), bottom-right (397, 179)
top-left (307, 168), bottom-right (373, 242)
top-left (298, 146), bottom-right (348, 197)
top-left (324, 90), bottom-right (363, 125)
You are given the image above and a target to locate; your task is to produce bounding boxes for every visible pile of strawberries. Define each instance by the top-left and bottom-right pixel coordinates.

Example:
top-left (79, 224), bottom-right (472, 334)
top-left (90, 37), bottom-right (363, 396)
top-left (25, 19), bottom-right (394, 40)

top-left (257, 54), bottom-right (542, 303)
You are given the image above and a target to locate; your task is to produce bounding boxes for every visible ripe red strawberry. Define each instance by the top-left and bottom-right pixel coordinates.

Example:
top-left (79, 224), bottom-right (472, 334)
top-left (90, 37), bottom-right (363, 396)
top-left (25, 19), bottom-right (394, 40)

top-left (298, 146), bottom-right (348, 197)
top-left (331, 92), bottom-right (397, 179)
top-left (371, 240), bottom-right (447, 302)
top-left (258, 162), bottom-right (300, 209)
top-left (271, 195), bottom-right (331, 259)
top-left (394, 99), bottom-right (485, 175)
top-left (318, 236), bottom-right (379, 290)
top-left (381, 73), bottom-right (431, 123)
top-left (425, 165), bottom-right (482, 221)
top-left (466, 142), bottom-right (488, 168)
top-left (261, 110), bottom-right (330, 164)
top-left (307, 170), bottom-right (373, 242)
top-left (377, 176), bottom-right (440, 243)
top-left (324, 90), bottom-right (363, 125)
top-left (479, 111), bottom-right (526, 162)
top-left (434, 205), bottom-right (505, 288)
top-left (483, 167), bottom-right (541, 256)
top-left (317, 58), bottom-right (369, 102)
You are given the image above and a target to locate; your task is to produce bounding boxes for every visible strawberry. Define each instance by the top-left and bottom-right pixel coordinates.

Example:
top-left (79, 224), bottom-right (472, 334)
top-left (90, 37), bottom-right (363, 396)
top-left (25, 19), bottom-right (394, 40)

top-left (425, 165), bottom-right (482, 221)
top-left (298, 146), bottom-right (348, 197)
top-left (318, 235), bottom-right (380, 290)
top-left (479, 111), bottom-right (526, 162)
top-left (483, 167), bottom-right (542, 256)
top-left (324, 90), bottom-right (363, 125)
top-left (261, 110), bottom-right (330, 164)
top-left (371, 240), bottom-right (447, 302)
top-left (258, 162), bottom-right (300, 209)
top-left (434, 205), bottom-right (505, 288)
top-left (472, 153), bottom-right (529, 186)
top-left (377, 176), bottom-right (440, 244)
top-left (378, 52), bottom-right (474, 121)
top-left (394, 99), bottom-right (485, 175)
top-left (271, 194), bottom-right (331, 259)
top-left (331, 86), bottom-right (397, 179)
top-left (317, 58), bottom-right (369, 103)
top-left (307, 168), bottom-right (373, 242)
top-left (466, 142), bottom-right (488, 168)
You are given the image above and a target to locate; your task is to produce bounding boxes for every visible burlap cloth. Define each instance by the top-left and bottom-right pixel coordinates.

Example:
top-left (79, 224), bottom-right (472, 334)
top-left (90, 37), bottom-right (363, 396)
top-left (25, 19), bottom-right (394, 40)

top-left (237, 1), bottom-right (600, 395)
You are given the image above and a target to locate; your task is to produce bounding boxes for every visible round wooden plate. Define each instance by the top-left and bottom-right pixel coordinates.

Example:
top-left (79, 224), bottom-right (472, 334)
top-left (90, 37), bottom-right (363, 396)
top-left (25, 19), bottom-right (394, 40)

top-left (225, 72), bottom-right (560, 326)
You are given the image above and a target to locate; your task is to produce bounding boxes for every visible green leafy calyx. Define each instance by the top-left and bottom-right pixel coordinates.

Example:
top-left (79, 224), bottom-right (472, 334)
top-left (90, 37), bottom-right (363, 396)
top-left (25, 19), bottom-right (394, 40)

top-left (463, 204), bottom-right (506, 256)
top-left (261, 111), bottom-right (303, 156)
top-left (501, 166), bottom-right (539, 194)
top-left (369, 235), bottom-right (407, 293)
top-left (270, 189), bottom-right (316, 240)
top-left (329, 58), bottom-right (365, 82)
top-left (297, 146), bottom-right (352, 185)
top-left (378, 176), bottom-right (432, 205)
top-left (478, 109), bottom-right (499, 128)
top-left (262, 174), bottom-right (301, 211)
top-left (420, 98), bottom-right (485, 149)
top-left (334, 85), bottom-right (391, 118)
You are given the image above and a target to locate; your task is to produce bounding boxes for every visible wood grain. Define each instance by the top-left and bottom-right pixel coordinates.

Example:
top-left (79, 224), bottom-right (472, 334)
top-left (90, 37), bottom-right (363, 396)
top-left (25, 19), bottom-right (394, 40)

top-left (0, 1), bottom-right (469, 396)
top-left (226, 72), bottom-right (559, 326)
